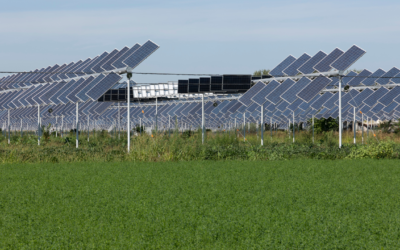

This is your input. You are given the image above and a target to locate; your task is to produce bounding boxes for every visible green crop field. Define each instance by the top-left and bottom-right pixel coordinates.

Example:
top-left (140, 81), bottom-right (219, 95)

top-left (1, 160), bottom-right (399, 249)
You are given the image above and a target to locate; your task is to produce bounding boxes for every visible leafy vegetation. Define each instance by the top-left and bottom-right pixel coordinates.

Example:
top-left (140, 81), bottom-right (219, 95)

top-left (253, 69), bottom-right (270, 76)
top-left (1, 160), bottom-right (400, 248)
top-left (1, 128), bottom-right (400, 163)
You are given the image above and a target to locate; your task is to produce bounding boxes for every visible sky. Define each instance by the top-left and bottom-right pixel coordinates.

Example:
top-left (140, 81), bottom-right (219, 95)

top-left (1, 0), bottom-right (400, 83)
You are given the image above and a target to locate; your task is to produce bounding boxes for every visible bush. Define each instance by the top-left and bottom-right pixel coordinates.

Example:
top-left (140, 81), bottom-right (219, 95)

top-left (346, 142), bottom-right (395, 159)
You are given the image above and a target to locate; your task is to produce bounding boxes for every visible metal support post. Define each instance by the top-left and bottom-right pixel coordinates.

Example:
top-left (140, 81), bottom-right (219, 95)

top-left (353, 107), bottom-right (356, 144)
top-left (61, 115), bottom-right (64, 138)
top-left (293, 112), bottom-right (295, 143)
top-left (261, 104), bottom-right (264, 145)
top-left (38, 105), bottom-right (40, 146)
top-left (76, 102), bottom-right (79, 148)
top-left (8, 109), bottom-right (10, 144)
top-left (243, 113), bottom-right (246, 141)
top-left (338, 74), bottom-right (342, 148)
top-left (118, 102), bottom-right (120, 140)
top-left (155, 97), bottom-right (158, 134)
top-left (127, 76), bottom-right (131, 152)
top-left (312, 114), bottom-right (314, 144)
top-left (202, 94), bottom-right (205, 144)
top-left (87, 115), bottom-right (90, 142)
top-left (270, 117), bottom-right (272, 141)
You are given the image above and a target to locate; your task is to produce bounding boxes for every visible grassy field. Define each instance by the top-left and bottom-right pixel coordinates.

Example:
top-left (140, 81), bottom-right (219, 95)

top-left (1, 160), bottom-right (400, 248)
top-left (1, 129), bottom-right (400, 163)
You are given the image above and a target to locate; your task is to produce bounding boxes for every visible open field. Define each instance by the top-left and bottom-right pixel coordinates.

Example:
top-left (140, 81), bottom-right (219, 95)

top-left (1, 160), bottom-right (400, 248)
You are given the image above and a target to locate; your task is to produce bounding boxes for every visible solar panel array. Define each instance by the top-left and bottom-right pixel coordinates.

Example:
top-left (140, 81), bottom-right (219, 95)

top-left (3, 43), bottom-right (400, 134)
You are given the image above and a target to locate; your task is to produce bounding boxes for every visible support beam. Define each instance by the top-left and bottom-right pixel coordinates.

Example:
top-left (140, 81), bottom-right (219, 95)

top-left (338, 74), bottom-right (342, 148)
top-left (76, 102), bottom-right (79, 148)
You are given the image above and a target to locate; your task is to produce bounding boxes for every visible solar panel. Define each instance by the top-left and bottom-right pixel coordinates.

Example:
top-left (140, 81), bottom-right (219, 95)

top-left (314, 48), bottom-right (344, 72)
top-left (378, 86), bottom-right (400, 106)
top-left (265, 101), bottom-right (278, 112)
top-left (280, 77), bottom-right (311, 103)
top-left (361, 69), bottom-right (386, 86)
top-left (246, 102), bottom-right (259, 113)
top-left (363, 87), bottom-right (389, 107)
top-left (376, 67), bottom-right (400, 85)
top-left (310, 93), bottom-right (329, 110)
top-left (370, 103), bottom-right (385, 114)
top-left (92, 49), bottom-right (119, 73)
top-left (331, 45), bottom-right (366, 71)
top-left (343, 71), bottom-right (357, 85)
top-left (238, 81), bottom-right (266, 107)
top-left (269, 55), bottom-right (296, 77)
top-left (31, 85), bottom-right (49, 105)
top-left (64, 78), bottom-right (88, 103)
top-left (66, 60), bottom-right (84, 79)
top-left (341, 89), bottom-right (361, 107)
top-left (287, 98), bottom-right (303, 111)
top-left (282, 109), bottom-right (292, 117)
top-left (389, 70), bottom-right (400, 84)
top-left (393, 93), bottom-right (400, 105)
top-left (297, 75), bottom-right (332, 103)
top-left (276, 100), bottom-right (290, 111)
top-left (83, 53), bottom-right (108, 74)
top-left (265, 78), bottom-right (294, 104)
top-left (123, 40), bottom-right (159, 69)
top-left (283, 53), bottom-right (311, 76)
top-left (346, 69), bottom-right (372, 86)
top-left (111, 44), bottom-right (141, 69)
top-left (86, 73), bottom-right (123, 101)
top-left (17, 87), bottom-right (33, 107)
top-left (39, 82), bottom-right (64, 104)
top-left (251, 80), bottom-right (279, 105)
top-left (321, 92), bottom-right (339, 109)
top-left (297, 51), bottom-right (327, 74)
top-left (42, 64), bottom-right (60, 83)
top-left (383, 102), bottom-right (398, 113)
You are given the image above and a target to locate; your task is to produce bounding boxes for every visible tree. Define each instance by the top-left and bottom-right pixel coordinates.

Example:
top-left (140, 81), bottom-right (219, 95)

top-left (253, 69), bottom-right (270, 76)
top-left (307, 117), bottom-right (338, 134)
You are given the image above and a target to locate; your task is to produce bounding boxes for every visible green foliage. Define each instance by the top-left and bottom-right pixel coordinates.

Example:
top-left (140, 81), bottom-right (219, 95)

top-left (134, 125), bottom-right (145, 133)
top-left (1, 160), bottom-right (400, 248)
top-left (308, 117), bottom-right (339, 134)
top-left (1, 129), bottom-right (400, 163)
top-left (253, 69), bottom-right (270, 76)
top-left (41, 123), bottom-right (52, 142)
top-left (346, 141), bottom-right (396, 159)
top-left (380, 119), bottom-right (400, 134)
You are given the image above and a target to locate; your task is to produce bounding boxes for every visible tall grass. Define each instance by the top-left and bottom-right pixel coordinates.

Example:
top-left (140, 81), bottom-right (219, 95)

top-left (1, 128), bottom-right (400, 163)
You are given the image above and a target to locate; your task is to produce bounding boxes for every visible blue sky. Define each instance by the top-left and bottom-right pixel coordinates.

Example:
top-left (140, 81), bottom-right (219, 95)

top-left (1, 0), bottom-right (400, 83)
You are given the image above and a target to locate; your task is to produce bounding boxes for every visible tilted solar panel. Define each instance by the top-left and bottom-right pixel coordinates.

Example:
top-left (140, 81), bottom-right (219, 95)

top-left (265, 78), bottom-right (295, 104)
top-left (314, 48), bottom-right (344, 73)
top-left (251, 80), bottom-right (279, 105)
top-left (238, 81), bottom-right (266, 107)
top-left (86, 73), bottom-right (123, 101)
top-left (331, 45), bottom-right (366, 71)
top-left (376, 67), bottom-right (400, 85)
top-left (123, 40), bottom-right (159, 69)
top-left (298, 51), bottom-right (327, 74)
top-left (280, 77), bottom-right (311, 103)
top-left (363, 87), bottom-right (389, 107)
top-left (361, 69), bottom-right (385, 86)
top-left (297, 75), bottom-right (332, 103)
top-left (283, 53), bottom-right (311, 76)
top-left (378, 86), bottom-right (400, 106)
top-left (269, 55), bottom-right (296, 77)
